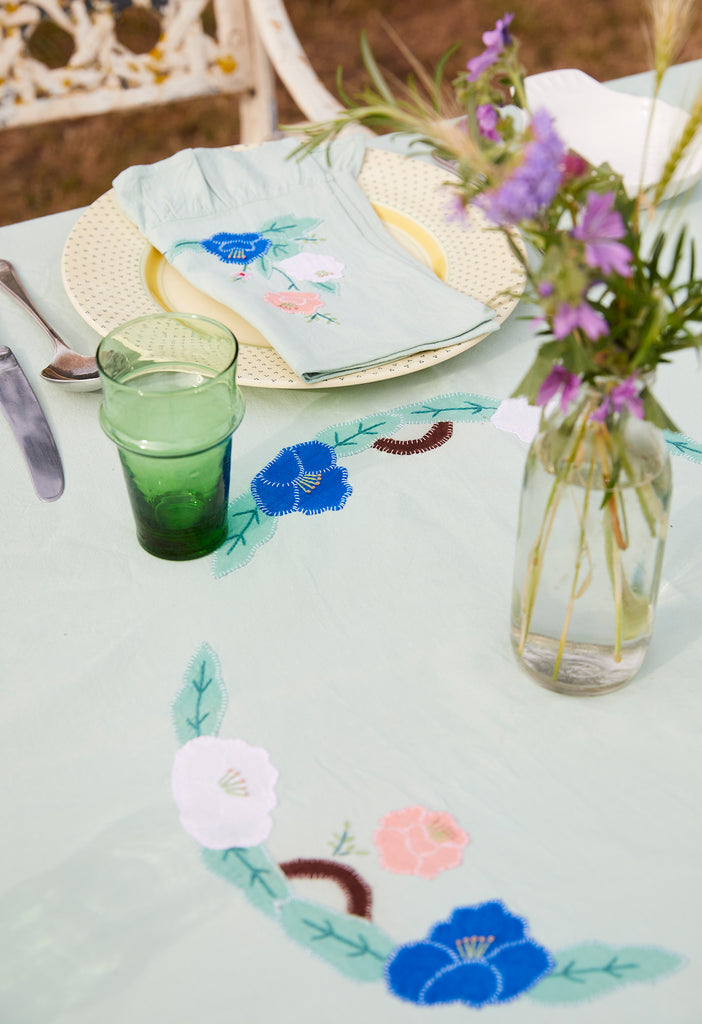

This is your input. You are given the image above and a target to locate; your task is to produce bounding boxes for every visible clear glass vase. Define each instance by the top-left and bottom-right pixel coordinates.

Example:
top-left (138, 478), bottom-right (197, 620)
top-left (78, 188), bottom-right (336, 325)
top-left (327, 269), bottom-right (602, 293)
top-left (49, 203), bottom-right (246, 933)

top-left (511, 392), bottom-right (672, 695)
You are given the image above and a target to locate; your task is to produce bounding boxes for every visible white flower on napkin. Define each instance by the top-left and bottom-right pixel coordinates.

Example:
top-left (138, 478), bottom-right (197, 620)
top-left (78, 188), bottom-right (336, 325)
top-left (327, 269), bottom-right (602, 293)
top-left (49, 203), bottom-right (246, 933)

top-left (278, 252), bottom-right (345, 284)
top-left (171, 735), bottom-right (278, 849)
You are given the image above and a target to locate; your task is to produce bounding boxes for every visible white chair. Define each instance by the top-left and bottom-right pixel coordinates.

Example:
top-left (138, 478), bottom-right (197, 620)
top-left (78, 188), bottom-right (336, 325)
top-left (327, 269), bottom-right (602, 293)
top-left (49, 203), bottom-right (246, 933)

top-left (0, 0), bottom-right (341, 142)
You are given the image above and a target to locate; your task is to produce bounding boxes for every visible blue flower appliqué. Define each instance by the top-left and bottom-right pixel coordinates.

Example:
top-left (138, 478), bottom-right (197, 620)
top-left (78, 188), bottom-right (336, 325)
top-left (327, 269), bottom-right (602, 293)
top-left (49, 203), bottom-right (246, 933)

top-left (200, 232), bottom-right (272, 265)
top-left (251, 441), bottom-right (352, 516)
top-left (385, 901), bottom-right (553, 1008)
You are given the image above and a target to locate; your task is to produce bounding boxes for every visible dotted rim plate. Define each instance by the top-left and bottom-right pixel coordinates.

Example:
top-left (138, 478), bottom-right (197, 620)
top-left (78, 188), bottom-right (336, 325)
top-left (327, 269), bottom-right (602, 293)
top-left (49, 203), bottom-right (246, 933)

top-left (61, 149), bottom-right (526, 389)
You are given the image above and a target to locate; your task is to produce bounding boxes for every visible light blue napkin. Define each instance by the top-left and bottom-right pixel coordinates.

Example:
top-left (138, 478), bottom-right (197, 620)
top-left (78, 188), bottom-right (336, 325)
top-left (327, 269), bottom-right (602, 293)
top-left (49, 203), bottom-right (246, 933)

top-left (112, 136), bottom-right (497, 383)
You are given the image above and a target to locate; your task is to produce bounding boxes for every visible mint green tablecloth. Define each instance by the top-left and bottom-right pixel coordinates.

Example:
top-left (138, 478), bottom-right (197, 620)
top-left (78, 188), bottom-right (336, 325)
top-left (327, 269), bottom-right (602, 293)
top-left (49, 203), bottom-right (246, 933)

top-left (1, 62), bottom-right (701, 1024)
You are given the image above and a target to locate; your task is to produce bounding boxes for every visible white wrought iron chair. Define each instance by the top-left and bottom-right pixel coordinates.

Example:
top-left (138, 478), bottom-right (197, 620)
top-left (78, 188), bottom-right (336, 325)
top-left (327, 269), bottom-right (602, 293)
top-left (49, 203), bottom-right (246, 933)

top-left (0, 0), bottom-right (341, 142)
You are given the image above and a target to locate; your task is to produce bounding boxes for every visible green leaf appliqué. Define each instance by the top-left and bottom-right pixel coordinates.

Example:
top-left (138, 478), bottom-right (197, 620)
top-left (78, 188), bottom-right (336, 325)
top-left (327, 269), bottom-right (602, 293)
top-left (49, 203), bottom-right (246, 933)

top-left (201, 846), bottom-right (291, 918)
top-left (399, 392), bottom-right (500, 423)
top-left (279, 898), bottom-right (396, 981)
top-left (171, 642), bottom-right (228, 745)
top-left (664, 430), bottom-right (702, 463)
top-left (529, 943), bottom-right (686, 1004)
top-left (212, 490), bottom-right (278, 578)
top-left (316, 413), bottom-right (405, 456)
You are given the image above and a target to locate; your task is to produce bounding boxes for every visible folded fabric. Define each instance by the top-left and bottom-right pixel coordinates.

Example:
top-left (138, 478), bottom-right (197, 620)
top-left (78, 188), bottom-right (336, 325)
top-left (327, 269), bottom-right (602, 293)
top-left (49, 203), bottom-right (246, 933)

top-left (112, 136), bottom-right (498, 383)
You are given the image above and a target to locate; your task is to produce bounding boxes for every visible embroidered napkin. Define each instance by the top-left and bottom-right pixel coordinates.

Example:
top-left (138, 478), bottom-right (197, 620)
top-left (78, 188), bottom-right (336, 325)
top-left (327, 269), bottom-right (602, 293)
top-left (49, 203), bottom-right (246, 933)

top-left (112, 136), bottom-right (498, 383)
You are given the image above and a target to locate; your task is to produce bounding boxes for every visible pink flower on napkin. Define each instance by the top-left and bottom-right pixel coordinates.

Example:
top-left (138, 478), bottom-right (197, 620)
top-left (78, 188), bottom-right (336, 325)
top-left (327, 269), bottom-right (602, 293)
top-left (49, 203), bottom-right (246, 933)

top-left (374, 806), bottom-right (470, 879)
top-left (264, 291), bottom-right (323, 316)
top-left (171, 735), bottom-right (278, 849)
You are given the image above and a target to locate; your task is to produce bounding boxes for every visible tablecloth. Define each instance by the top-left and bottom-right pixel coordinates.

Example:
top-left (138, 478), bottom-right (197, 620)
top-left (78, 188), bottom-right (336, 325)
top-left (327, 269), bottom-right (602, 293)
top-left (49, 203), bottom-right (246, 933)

top-left (1, 62), bottom-right (701, 1024)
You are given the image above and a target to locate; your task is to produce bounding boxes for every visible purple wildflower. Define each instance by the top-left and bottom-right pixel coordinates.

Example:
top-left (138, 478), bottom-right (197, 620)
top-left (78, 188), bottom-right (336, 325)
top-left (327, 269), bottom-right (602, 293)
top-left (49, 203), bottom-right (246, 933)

top-left (572, 192), bottom-right (633, 277)
top-left (475, 110), bottom-right (565, 225)
top-left (537, 365), bottom-right (582, 412)
top-left (591, 375), bottom-right (644, 421)
top-left (482, 12), bottom-right (514, 49)
top-left (553, 300), bottom-right (608, 341)
top-left (466, 12), bottom-right (514, 80)
top-left (476, 103), bottom-right (500, 142)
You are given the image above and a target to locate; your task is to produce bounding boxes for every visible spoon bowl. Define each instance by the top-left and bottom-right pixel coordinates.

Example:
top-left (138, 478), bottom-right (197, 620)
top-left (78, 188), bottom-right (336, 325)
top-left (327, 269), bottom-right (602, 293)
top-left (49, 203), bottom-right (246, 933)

top-left (0, 259), bottom-right (100, 391)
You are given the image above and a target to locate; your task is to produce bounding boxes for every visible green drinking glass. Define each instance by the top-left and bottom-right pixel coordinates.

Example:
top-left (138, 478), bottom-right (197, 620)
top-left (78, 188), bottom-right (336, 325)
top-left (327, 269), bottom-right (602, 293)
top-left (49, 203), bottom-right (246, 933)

top-left (97, 313), bottom-right (245, 560)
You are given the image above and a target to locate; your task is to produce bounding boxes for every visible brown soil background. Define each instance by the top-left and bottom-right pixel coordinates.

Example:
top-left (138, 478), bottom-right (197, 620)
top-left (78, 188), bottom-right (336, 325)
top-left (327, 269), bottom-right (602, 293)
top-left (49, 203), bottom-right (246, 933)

top-left (3, 0), bottom-right (702, 226)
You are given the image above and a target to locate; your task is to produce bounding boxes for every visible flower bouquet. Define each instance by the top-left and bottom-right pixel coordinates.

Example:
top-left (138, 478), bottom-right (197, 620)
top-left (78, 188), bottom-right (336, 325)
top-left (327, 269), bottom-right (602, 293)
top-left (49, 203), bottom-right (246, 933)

top-left (295, 3), bottom-right (702, 693)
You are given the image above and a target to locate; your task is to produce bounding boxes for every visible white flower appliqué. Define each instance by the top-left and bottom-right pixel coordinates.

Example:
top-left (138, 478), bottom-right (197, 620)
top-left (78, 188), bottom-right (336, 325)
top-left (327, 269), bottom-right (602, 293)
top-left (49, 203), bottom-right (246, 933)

top-left (171, 735), bottom-right (278, 849)
top-left (278, 252), bottom-right (345, 283)
top-left (491, 396), bottom-right (541, 443)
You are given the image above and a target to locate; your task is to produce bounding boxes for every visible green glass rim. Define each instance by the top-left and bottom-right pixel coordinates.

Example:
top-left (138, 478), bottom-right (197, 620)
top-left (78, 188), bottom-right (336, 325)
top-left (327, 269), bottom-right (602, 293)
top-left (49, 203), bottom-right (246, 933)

top-left (96, 312), bottom-right (239, 390)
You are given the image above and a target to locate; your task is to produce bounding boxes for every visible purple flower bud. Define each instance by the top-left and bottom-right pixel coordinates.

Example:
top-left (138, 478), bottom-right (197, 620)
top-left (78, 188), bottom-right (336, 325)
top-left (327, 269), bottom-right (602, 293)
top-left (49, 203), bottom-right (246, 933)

top-left (465, 12), bottom-right (514, 80)
top-left (476, 103), bottom-right (501, 142)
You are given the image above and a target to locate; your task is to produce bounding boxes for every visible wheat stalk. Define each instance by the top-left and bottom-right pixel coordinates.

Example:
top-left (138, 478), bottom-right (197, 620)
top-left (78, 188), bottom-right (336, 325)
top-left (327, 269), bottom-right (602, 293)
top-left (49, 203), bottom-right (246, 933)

top-left (646, 0), bottom-right (698, 85)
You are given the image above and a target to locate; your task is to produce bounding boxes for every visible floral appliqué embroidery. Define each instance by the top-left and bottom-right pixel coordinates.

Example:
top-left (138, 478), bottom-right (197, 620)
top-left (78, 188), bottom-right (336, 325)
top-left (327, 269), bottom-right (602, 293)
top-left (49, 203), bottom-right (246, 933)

top-left (171, 735), bottom-right (278, 849)
top-left (170, 644), bottom-right (688, 1005)
top-left (374, 806), bottom-right (470, 879)
top-left (251, 440), bottom-right (351, 517)
top-left (386, 902), bottom-right (553, 1007)
top-left (169, 216), bottom-right (344, 325)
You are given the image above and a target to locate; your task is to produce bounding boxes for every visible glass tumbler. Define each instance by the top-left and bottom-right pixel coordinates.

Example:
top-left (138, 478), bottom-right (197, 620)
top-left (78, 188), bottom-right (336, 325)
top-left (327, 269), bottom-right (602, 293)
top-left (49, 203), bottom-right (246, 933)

top-left (97, 313), bottom-right (244, 560)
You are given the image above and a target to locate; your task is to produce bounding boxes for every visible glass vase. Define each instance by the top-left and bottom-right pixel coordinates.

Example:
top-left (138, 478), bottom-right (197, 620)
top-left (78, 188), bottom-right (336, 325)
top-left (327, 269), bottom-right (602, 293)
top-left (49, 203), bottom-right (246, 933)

top-left (511, 393), bottom-right (672, 695)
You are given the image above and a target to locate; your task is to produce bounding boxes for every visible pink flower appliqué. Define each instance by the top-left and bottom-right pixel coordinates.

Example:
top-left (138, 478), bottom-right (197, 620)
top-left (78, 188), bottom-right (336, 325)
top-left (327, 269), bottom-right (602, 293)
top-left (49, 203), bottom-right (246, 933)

top-left (264, 291), bottom-right (323, 316)
top-left (374, 806), bottom-right (470, 879)
top-left (171, 735), bottom-right (278, 849)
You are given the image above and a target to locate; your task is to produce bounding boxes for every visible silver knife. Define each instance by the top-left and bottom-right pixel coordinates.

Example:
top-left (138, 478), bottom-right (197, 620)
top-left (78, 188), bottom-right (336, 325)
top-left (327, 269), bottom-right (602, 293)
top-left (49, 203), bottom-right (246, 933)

top-left (0, 346), bottom-right (64, 501)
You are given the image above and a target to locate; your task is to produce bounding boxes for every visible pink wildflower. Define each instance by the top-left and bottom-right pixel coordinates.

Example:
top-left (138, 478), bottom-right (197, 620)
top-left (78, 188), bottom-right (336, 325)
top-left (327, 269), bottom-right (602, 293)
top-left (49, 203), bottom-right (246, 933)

top-left (573, 192), bottom-right (633, 277)
top-left (537, 365), bottom-right (582, 412)
top-left (553, 300), bottom-right (608, 341)
top-left (591, 375), bottom-right (645, 421)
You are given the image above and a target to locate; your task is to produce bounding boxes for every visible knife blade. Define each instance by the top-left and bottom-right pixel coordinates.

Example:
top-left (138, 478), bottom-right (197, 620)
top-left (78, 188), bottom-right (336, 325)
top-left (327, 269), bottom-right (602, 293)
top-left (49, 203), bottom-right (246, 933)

top-left (0, 345), bottom-right (64, 501)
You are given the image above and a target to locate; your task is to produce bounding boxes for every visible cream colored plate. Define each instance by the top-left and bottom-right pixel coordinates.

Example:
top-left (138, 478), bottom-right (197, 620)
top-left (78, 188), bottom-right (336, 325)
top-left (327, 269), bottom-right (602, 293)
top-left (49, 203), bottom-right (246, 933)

top-left (61, 149), bottom-right (525, 389)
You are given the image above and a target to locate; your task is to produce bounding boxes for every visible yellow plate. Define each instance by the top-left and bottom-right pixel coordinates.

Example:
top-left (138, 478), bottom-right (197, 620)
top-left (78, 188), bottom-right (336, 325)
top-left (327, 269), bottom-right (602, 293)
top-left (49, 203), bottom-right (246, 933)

top-left (61, 149), bottom-right (525, 389)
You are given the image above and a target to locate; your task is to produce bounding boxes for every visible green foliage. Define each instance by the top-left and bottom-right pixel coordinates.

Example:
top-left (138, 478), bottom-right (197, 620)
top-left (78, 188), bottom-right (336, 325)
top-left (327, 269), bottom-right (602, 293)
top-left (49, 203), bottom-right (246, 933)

top-left (295, 18), bottom-right (702, 428)
top-left (212, 490), bottom-right (277, 578)
top-left (171, 642), bottom-right (227, 745)
top-left (201, 846), bottom-right (292, 918)
top-left (279, 898), bottom-right (396, 981)
top-left (529, 943), bottom-right (685, 1004)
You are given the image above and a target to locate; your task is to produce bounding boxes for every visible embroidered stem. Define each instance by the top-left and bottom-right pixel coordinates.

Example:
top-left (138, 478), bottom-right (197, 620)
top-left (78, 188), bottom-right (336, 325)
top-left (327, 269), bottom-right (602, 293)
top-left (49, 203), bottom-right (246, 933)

top-left (332, 421), bottom-right (394, 449)
top-left (223, 848), bottom-right (280, 898)
top-left (373, 422), bottom-right (454, 455)
top-left (225, 506), bottom-right (265, 554)
top-left (550, 956), bottom-right (640, 983)
top-left (280, 858), bottom-right (373, 919)
top-left (272, 267), bottom-right (299, 291)
top-left (187, 661), bottom-right (212, 737)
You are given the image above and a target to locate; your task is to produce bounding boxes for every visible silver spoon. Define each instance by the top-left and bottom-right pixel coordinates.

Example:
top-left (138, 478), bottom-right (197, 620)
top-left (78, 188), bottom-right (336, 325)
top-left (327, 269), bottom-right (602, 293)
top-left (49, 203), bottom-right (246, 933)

top-left (0, 259), bottom-right (100, 391)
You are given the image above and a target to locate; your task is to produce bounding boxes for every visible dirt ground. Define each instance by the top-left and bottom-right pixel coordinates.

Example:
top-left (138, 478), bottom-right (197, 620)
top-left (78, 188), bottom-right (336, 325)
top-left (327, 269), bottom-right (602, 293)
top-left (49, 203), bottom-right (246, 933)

top-left (3, 0), bottom-right (702, 226)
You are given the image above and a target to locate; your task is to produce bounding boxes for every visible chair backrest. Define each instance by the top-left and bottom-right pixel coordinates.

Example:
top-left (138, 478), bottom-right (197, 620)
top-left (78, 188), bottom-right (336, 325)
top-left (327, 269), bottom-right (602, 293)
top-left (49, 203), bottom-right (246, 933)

top-left (0, 0), bottom-right (277, 139)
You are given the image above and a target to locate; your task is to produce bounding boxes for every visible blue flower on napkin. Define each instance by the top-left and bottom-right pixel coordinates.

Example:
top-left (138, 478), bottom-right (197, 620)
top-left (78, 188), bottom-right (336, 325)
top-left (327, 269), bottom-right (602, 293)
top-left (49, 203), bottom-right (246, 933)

top-left (251, 441), bottom-right (351, 516)
top-left (200, 232), bottom-right (272, 266)
top-left (385, 901), bottom-right (553, 1007)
